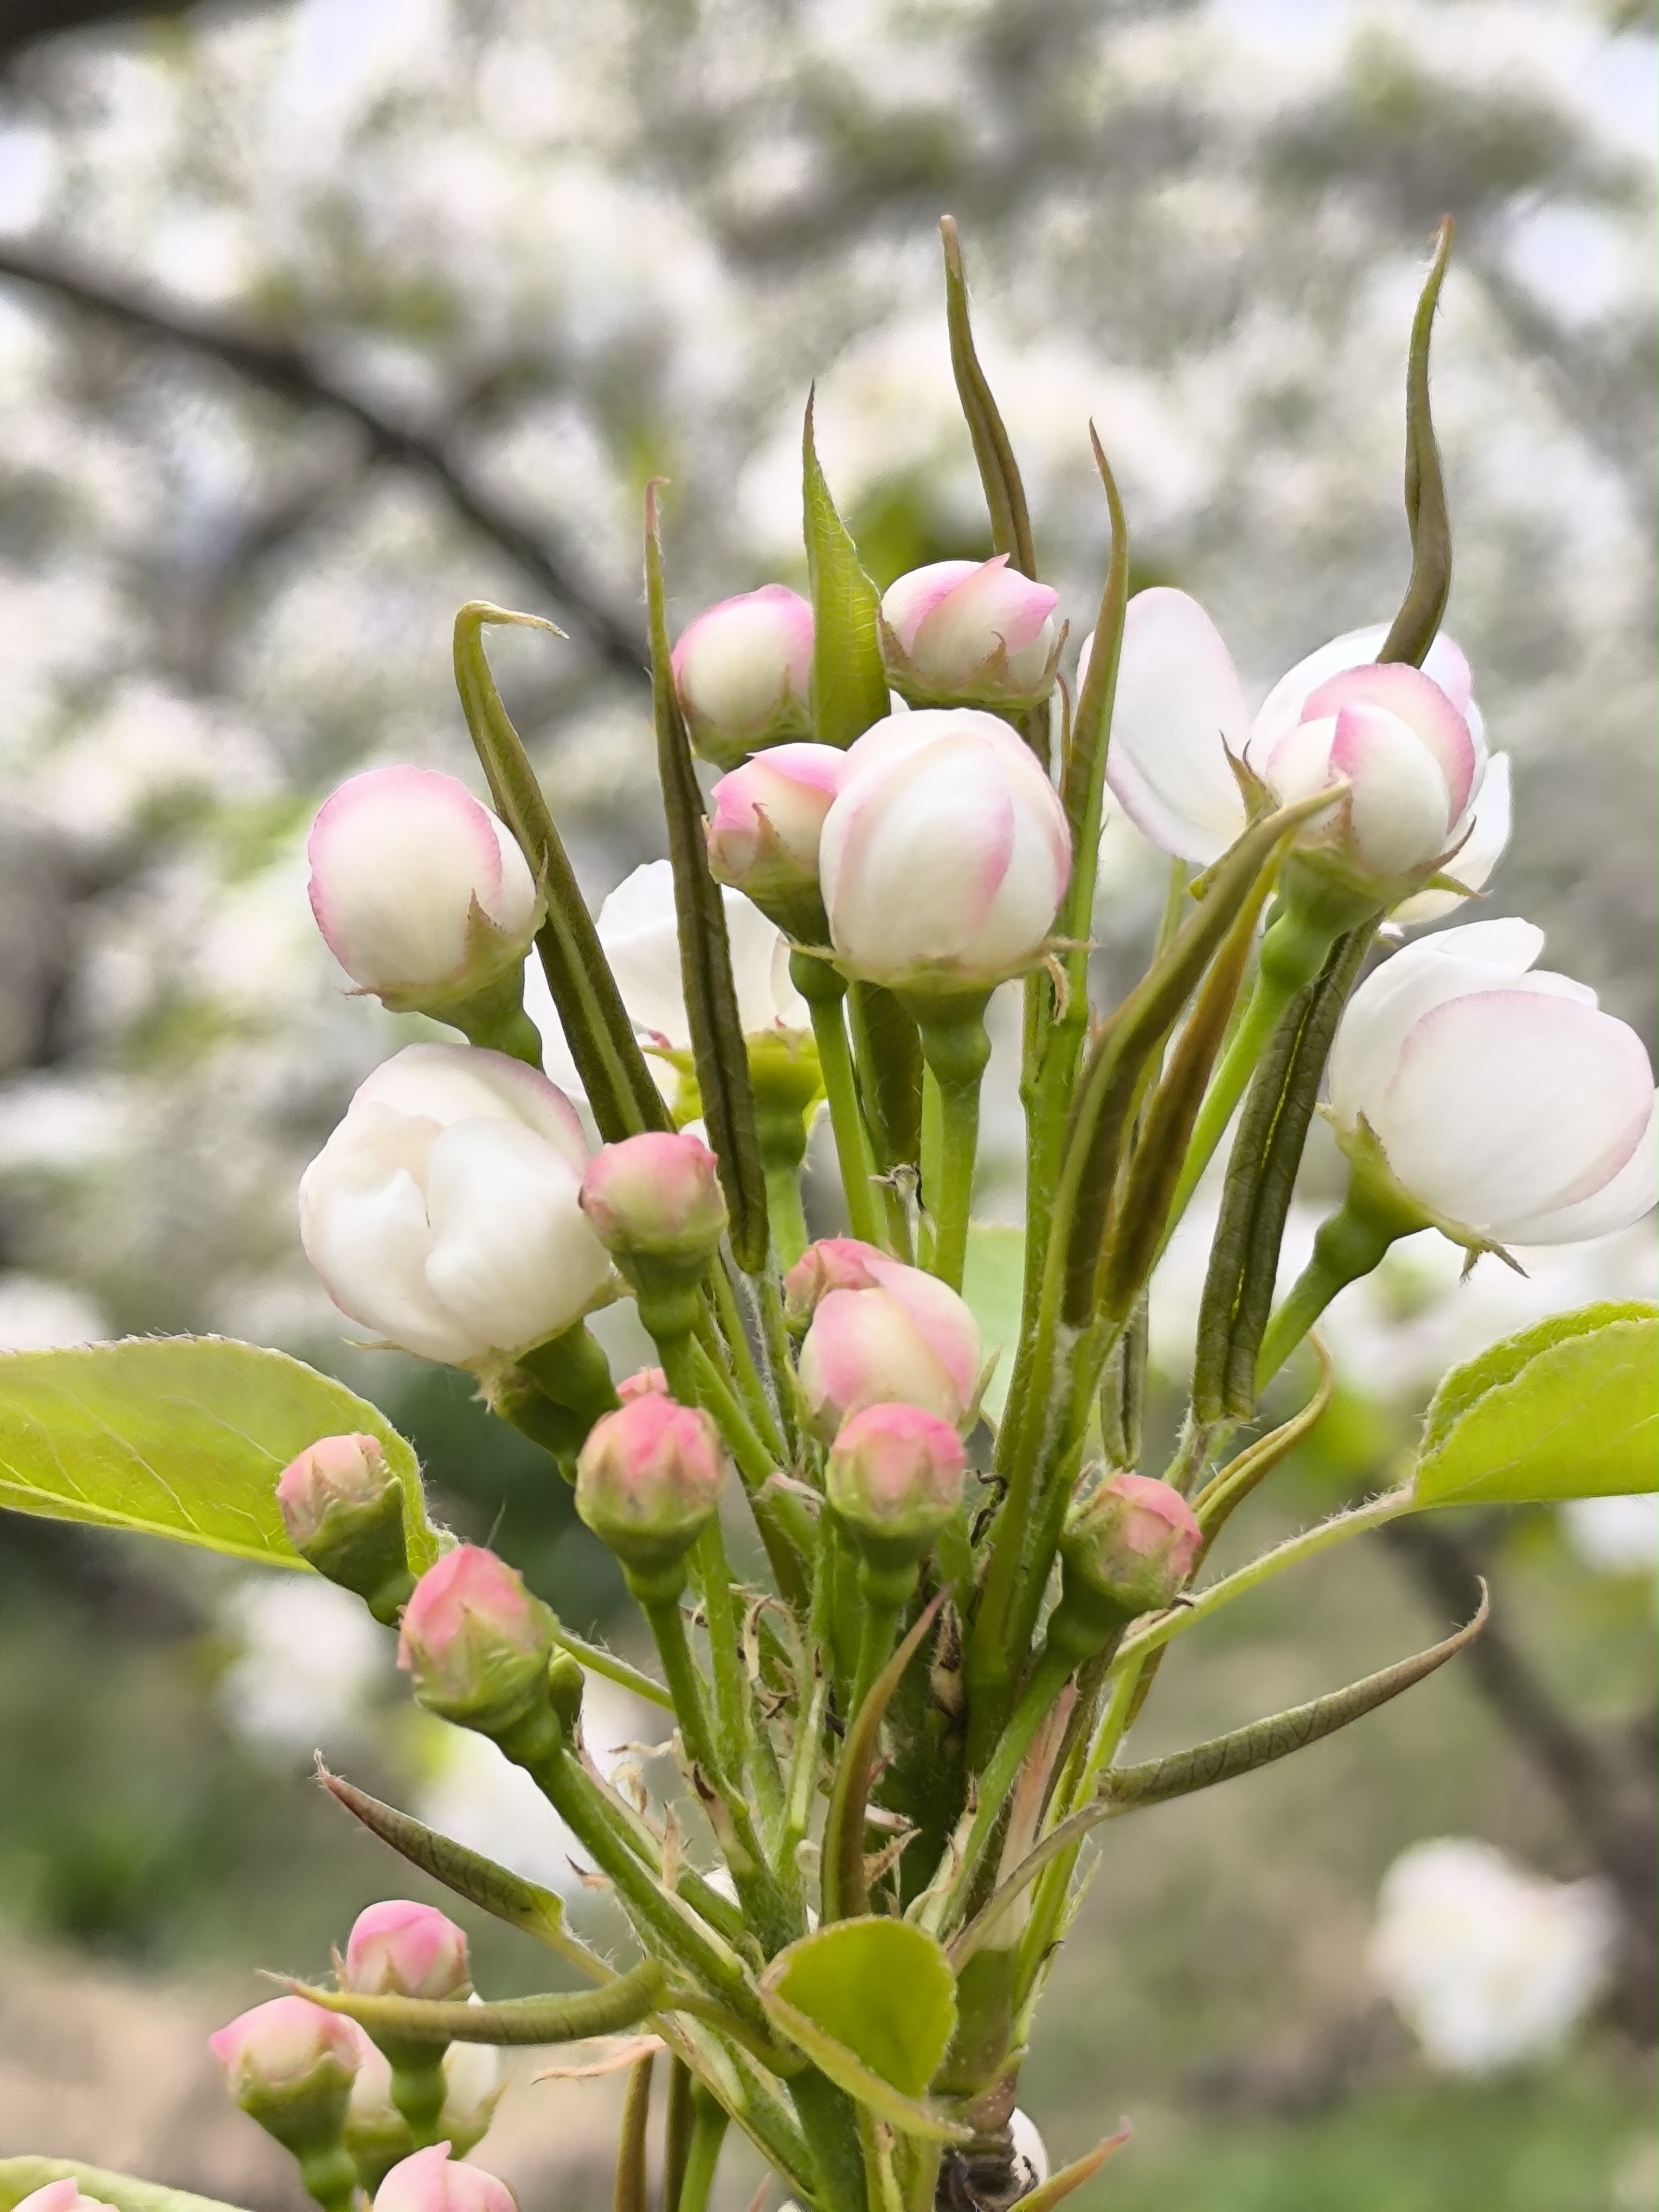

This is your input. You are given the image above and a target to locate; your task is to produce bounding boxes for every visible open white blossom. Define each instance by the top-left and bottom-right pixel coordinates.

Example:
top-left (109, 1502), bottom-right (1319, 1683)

top-left (1369, 1838), bottom-right (1615, 2074)
top-left (218, 1573), bottom-right (391, 1754)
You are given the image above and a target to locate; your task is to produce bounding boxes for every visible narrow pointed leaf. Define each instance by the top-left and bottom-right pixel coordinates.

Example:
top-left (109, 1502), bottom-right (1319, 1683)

top-left (0, 1336), bottom-right (433, 1568)
top-left (1056, 789), bottom-right (1337, 1327)
top-left (1414, 1302), bottom-right (1658, 1506)
top-left (940, 215), bottom-right (1036, 577)
top-left (759, 1918), bottom-right (966, 2142)
top-left (0, 2164), bottom-right (246, 2212)
top-left (822, 1591), bottom-right (948, 1922)
top-left (802, 391), bottom-right (890, 749)
top-left (453, 602), bottom-right (670, 1141)
top-left (286, 1955), bottom-right (670, 2044)
top-left (1056, 425), bottom-right (1128, 948)
top-left (1008, 2124), bottom-right (1133, 2211)
top-left (318, 1766), bottom-right (610, 1973)
top-left (1379, 220), bottom-right (1453, 668)
top-left (644, 485), bottom-right (769, 1271)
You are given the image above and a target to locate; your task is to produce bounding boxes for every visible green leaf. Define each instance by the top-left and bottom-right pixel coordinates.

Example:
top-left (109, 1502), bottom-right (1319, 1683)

top-left (802, 391), bottom-right (890, 750)
top-left (0, 1336), bottom-right (433, 1568)
top-left (939, 215), bottom-right (1036, 581)
top-left (962, 1224), bottom-right (1025, 1422)
top-left (1379, 219), bottom-right (1453, 668)
top-left (0, 2162), bottom-right (247, 2212)
top-left (453, 602), bottom-right (672, 1143)
top-left (287, 1955), bottom-right (668, 2045)
top-left (643, 484), bottom-right (770, 1274)
top-left (1414, 1301), bottom-right (1659, 1508)
top-left (760, 1918), bottom-right (966, 2142)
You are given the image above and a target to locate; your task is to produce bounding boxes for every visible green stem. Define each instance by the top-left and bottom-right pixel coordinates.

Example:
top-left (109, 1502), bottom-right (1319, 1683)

top-left (294, 2147), bottom-right (359, 2212)
top-left (705, 1266), bottom-right (785, 1461)
top-left (909, 994), bottom-right (991, 1293)
top-left (783, 1515), bottom-right (836, 1859)
top-left (1255, 1173), bottom-right (1423, 1391)
top-left (676, 2084), bottom-right (732, 2212)
top-left (951, 1643), bottom-right (1075, 1914)
top-left (443, 961), bottom-right (546, 1068)
top-left (795, 954), bottom-right (885, 1248)
top-left (764, 1157), bottom-right (811, 1270)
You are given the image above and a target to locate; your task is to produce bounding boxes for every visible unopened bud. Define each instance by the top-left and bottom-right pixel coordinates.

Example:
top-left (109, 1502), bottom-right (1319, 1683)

top-left (397, 1545), bottom-right (558, 1738)
top-left (580, 1133), bottom-right (727, 1271)
top-left (672, 584), bottom-right (814, 769)
top-left (12, 2184), bottom-right (117, 2212)
top-left (208, 1996), bottom-right (360, 2170)
top-left (706, 744), bottom-right (844, 935)
top-left (782, 1236), bottom-right (885, 1324)
top-left (793, 1243), bottom-right (982, 1437)
top-left (276, 1432), bottom-right (414, 1624)
top-left (374, 2144), bottom-right (518, 2212)
top-left (1053, 1474), bottom-right (1201, 1660)
top-left (345, 1900), bottom-right (471, 2002)
top-left (575, 1393), bottom-right (726, 1602)
top-left (879, 557), bottom-right (1062, 710)
top-left (827, 1403), bottom-right (966, 1596)
top-left (617, 1365), bottom-right (670, 1402)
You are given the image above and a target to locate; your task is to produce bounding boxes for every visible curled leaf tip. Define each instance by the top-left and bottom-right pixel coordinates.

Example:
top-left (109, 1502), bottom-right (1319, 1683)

top-left (1379, 219), bottom-right (1455, 668)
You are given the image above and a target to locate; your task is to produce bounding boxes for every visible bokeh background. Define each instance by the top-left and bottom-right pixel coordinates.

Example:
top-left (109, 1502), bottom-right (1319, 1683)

top-left (0, 0), bottom-right (1652, 2204)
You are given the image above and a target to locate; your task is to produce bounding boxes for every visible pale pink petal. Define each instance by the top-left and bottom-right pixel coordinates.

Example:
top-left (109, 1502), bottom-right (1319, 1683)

top-left (1329, 702), bottom-right (1456, 874)
top-left (1391, 755), bottom-right (1513, 926)
top-left (672, 586), bottom-right (813, 733)
top-left (354, 1043), bottom-right (589, 1169)
top-left (1303, 663), bottom-right (1476, 820)
top-left (880, 561), bottom-right (984, 652)
top-left (907, 556), bottom-right (1059, 684)
top-left (865, 1258), bottom-right (982, 1410)
top-left (1503, 1092), bottom-right (1658, 1243)
top-left (1251, 622), bottom-right (1474, 758)
top-left (1105, 589), bottom-right (1249, 866)
top-left (799, 1287), bottom-right (960, 1429)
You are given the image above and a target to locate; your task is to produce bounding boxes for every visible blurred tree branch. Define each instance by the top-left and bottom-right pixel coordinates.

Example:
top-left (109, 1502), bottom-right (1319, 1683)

top-left (0, 240), bottom-right (648, 679)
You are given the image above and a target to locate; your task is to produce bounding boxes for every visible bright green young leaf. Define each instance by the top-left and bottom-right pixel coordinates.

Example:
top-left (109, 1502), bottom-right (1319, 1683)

top-left (760, 1918), bottom-right (960, 2139)
top-left (802, 392), bottom-right (890, 750)
top-left (0, 2161), bottom-right (247, 2212)
top-left (1414, 1301), bottom-right (1658, 1509)
top-left (0, 1335), bottom-right (431, 1567)
top-left (963, 1223), bottom-right (1025, 1422)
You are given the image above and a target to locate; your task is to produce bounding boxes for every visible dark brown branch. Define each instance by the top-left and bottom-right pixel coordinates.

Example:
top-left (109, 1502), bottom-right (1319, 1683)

top-left (0, 241), bottom-right (648, 680)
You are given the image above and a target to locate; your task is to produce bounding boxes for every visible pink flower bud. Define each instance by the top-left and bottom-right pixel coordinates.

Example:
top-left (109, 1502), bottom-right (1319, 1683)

top-left (374, 2145), bottom-right (518, 2212)
top-left (618, 1365), bottom-right (670, 1402)
top-left (880, 556), bottom-right (1062, 708)
top-left (397, 1545), bottom-right (556, 1730)
top-left (209, 1996), bottom-right (361, 2118)
top-left (706, 743), bottom-right (846, 929)
top-left (796, 1248), bottom-right (981, 1436)
top-left (579, 1133), bottom-right (728, 1263)
top-left (783, 1236), bottom-right (886, 1321)
top-left (575, 1393), bottom-right (726, 1590)
top-left (819, 710), bottom-right (1072, 994)
top-left (1061, 1474), bottom-right (1201, 1624)
top-left (827, 1403), bottom-right (966, 1569)
top-left (308, 767), bottom-right (541, 1005)
top-left (277, 1432), bottom-right (393, 1547)
top-left (12, 2184), bottom-right (116, 2212)
top-left (345, 1899), bottom-right (471, 2001)
top-left (672, 585), bottom-right (814, 768)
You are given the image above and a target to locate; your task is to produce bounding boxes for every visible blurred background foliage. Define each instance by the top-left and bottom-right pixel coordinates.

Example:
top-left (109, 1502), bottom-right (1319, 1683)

top-left (0, 0), bottom-right (1651, 2203)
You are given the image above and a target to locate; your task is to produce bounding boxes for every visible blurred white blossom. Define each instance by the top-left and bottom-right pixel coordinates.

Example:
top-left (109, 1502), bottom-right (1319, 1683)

top-left (0, 1274), bottom-right (108, 1349)
top-left (1369, 1837), bottom-right (1616, 2074)
top-left (217, 1572), bottom-right (391, 1754)
top-left (1559, 1493), bottom-right (1659, 1580)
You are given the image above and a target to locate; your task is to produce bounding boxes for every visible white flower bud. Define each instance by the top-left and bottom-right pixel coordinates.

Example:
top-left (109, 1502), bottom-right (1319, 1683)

top-left (671, 585), bottom-right (814, 768)
top-left (880, 556), bottom-right (1062, 708)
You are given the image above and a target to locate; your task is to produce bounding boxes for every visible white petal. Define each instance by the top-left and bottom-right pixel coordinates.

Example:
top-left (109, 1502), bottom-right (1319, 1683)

top-left (1104, 589), bottom-right (1249, 865)
top-left (1331, 703), bottom-right (1455, 874)
top-left (722, 885), bottom-right (798, 1034)
top-left (1252, 623), bottom-right (1474, 758)
top-left (1391, 755), bottom-right (1514, 926)
top-left (1498, 1091), bottom-right (1658, 1244)
top-left (353, 1042), bottom-right (588, 1167)
top-left (1372, 991), bottom-right (1657, 1232)
top-left (423, 1118), bottom-right (611, 1355)
top-left (597, 861), bottom-right (692, 1045)
top-left (298, 1115), bottom-right (474, 1364)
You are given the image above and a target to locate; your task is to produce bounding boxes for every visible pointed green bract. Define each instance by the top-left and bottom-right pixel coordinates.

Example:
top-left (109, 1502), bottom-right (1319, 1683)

top-left (0, 2164), bottom-right (247, 2212)
top-left (802, 391), bottom-right (890, 750)
top-left (940, 215), bottom-right (1036, 578)
top-left (1379, 219), bottom-right (1453, 668)
top-left (760, 1918), bottom-right (962, 2137)
top-left (644, 484), bottom-right (770, 1274)
top-left (1414, 1301), bottom-right (1659, 1507)
top-left (0, 1336), bottom-right (432, 1568)
top-left (453, 601), bottom-right (671, 1142)
top-left (288, 1958), bottom-right (669, 2045)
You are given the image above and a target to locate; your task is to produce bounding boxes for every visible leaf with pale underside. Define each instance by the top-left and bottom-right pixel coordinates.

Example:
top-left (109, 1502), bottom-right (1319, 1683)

top-left (0, 1336), bottom-right (432, 1568)
top-left (759, 1917), bottom-right (967, 2143)
top-left (1414, 1301), bottom-right (1658, 1507)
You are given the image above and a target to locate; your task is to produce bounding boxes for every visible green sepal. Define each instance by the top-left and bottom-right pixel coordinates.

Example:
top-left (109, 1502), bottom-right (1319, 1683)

top-left (452, 601), bottom-right (671, 1141)
top-left (290, 1465), bottom-right (416, 1626)
top-left (1379, 219), bottom-right (1454, 668)
top-left (644, 484), bottom-right (770, 1275)
top-left (0, 2165), bottom-right (249, 2212)
top-left (285, 1955), bottom-right (671, 2045)
top-left (802, 389), bottom-right (890, 749)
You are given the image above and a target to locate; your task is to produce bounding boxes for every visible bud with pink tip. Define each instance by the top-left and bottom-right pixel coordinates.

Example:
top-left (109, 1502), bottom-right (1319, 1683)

top-left (575, 1393), bottom-right (727, 1600)
top-left (879, 556), bottom-right (1062, 710)
top-left (782, 1236), bottom-right (888, 1322)
top-left (307, 766), bottom-right (542, 1013)
top-left (616, 1365), bottom-right (670, 1402)
top-left (209, 1996), bottom-right (361, 2193)
top-left (397, 1545), bottom-right (558, 1737)
top-left (580, 1133), bottom-right (728, 1268)
top-left (374, 2144), bottom-right (518, 2212)
top-left (705, 743), bottom-right (845, 936)
top-left (345, 1900), bottom-right (472, 2002)
top-left (277, 1432), bottom-right (414, 1624)
top-left (818, 709), bottom-right (1072, 996)
top-left (793, 1240), bottom-right (981, 1437)
top-left (1053, 1474), bottom-right (1202, 1659)
top-left (672, 584), bottom-right (815, 769)
top-left (827, 1403), bottom-right (966, 1588)
top-left (11, 2184), bottom-right (117, 2212)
